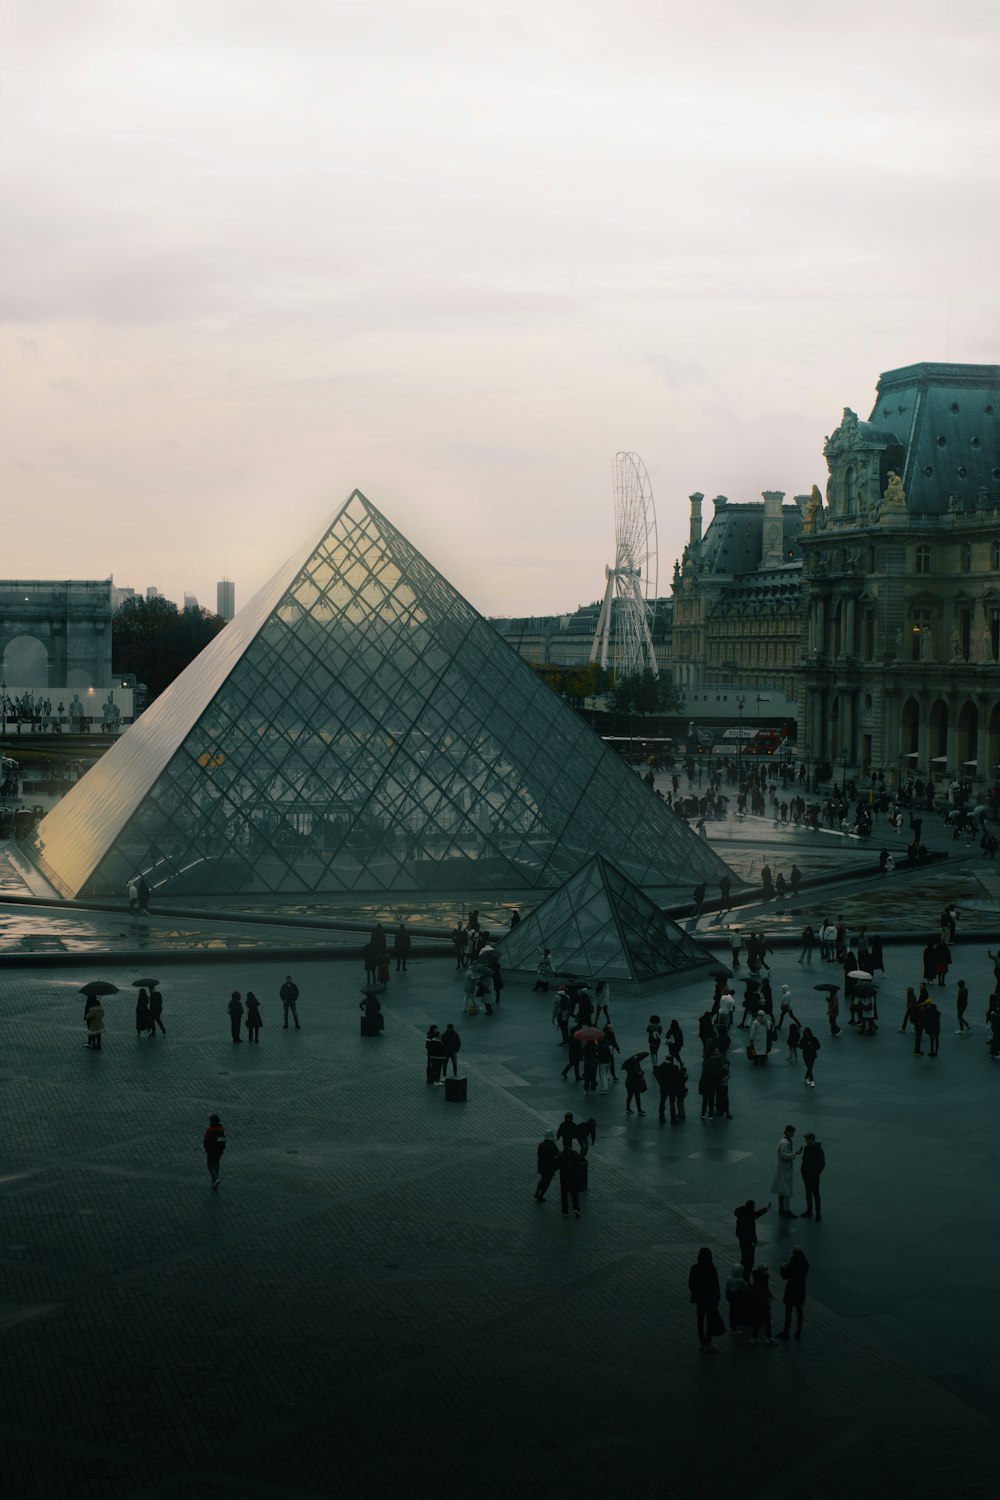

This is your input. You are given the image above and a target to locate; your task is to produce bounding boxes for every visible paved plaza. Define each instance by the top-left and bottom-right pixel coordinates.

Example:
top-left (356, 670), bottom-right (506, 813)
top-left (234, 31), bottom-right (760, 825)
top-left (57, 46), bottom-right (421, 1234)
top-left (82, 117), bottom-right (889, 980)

top-left (2, 874), bottom-right (1000, 1498)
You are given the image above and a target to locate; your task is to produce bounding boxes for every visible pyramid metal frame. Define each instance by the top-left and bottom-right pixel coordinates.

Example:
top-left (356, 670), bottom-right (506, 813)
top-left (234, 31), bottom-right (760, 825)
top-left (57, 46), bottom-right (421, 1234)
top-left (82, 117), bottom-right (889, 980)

top-left (494, 854), bottom-right (722, 987)
top-left (31, 491), bottom-right (732, 901)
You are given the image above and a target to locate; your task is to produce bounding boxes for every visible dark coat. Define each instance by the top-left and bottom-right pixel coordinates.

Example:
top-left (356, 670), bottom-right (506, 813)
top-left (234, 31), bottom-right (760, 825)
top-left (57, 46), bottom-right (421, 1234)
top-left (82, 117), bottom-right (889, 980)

top-left (800, 1141), bottom-right (825, 1181)
top-left (781, 1253), bottom-right (810, 1305)
top-left (688, 1259), bottom-right (720, 1304)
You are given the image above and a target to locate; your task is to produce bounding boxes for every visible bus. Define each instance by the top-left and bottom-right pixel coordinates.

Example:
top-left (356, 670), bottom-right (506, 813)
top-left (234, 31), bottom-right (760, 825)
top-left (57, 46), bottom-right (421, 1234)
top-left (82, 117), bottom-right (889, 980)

top-left (601, 735), bottom-right (674, 766)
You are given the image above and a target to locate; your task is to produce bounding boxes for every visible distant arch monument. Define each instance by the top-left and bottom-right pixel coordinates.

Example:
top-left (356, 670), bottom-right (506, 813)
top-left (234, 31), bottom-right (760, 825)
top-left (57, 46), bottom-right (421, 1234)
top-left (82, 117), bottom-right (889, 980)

top-left (0, 580), bottom-right (112, 689)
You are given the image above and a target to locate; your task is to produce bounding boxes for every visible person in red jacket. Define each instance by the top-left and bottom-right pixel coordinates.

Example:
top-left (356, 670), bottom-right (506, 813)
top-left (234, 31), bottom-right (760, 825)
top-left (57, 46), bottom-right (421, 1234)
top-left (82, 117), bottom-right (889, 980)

top-left (203, 1114), bottom-right (226, 1190)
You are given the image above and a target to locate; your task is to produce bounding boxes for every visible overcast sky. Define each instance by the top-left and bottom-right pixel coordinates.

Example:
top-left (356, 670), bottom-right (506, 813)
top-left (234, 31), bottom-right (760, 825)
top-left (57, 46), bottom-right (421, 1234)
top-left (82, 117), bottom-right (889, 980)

top-left (3, 0), bottom-right (999, 621)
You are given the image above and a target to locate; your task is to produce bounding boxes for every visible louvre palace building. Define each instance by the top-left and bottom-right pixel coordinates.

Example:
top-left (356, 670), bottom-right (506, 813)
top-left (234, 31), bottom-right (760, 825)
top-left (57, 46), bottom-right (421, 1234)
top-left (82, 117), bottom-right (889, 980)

top-left (800, 361), bottom-right (1000, 792)
top-left (668, 361), bottom-right (1000, 794)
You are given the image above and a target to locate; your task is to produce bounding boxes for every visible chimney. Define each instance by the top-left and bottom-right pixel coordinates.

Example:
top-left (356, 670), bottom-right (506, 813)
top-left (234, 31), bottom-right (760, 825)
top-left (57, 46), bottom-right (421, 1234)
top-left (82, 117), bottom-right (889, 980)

top-left (689, 492), bottom-right (704, 546)
top-left (762, 490), bottom-right (785, 568)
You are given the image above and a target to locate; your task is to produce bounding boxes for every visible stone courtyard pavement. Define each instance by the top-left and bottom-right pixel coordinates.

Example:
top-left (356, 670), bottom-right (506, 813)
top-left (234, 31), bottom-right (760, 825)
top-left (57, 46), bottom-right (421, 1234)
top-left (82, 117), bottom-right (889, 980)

top-left (2, 934), bottom-right (1000, 1499)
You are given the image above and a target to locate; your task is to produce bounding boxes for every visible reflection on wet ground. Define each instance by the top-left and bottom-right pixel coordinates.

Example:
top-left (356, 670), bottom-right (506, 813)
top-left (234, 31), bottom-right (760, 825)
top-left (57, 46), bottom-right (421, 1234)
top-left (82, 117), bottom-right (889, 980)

top-left (2, 781), bottom-right (998, 953)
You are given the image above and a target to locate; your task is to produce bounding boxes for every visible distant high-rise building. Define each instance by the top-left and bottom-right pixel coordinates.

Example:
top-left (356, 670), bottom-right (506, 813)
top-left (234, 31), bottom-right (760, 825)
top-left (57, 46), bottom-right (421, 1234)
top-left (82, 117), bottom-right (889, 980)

top-left (217, 578), bottom-right (235, 622)
top-left (110, 584), bottom-right (135, 611)
top-left (146, 585), bottom-right (162, 602)
top-left (183, 592), bottom-right (199, 611)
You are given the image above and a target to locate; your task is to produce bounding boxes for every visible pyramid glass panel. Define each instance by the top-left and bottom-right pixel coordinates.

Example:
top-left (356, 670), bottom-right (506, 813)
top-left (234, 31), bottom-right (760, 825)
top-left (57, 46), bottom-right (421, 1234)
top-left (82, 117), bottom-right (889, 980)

top-left (30, 491), bottom-right (732, 901)
top-left (495, 856), bottom-right (723, 988)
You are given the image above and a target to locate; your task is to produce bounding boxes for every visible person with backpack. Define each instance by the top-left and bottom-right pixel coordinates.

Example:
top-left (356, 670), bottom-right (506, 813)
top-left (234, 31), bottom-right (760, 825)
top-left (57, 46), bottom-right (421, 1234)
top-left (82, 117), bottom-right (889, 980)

top-left (203, 1113), bottom-right (226, 1191)
top-left (646, 1014), bottom-right (662, 1064)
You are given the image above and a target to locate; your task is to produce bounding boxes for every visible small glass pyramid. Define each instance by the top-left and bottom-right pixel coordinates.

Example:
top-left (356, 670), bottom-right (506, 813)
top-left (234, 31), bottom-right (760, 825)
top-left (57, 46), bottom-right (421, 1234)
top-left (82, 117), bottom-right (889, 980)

top-left (31, 492), bottom-right (731, 901)
top-left (495, 855), bottom-right (721, 985)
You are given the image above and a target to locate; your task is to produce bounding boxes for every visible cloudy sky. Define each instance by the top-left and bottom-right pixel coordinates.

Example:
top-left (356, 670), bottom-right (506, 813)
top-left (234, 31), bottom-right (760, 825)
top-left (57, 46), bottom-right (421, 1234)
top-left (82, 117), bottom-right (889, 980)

top-left (4, 0), bottom-right (999, 620)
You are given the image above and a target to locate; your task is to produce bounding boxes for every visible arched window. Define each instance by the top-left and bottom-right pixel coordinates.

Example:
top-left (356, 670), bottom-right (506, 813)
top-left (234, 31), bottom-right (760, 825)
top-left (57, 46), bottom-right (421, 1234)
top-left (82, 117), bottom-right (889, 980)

top-left (842, 465), bottom-right (855, 516)
top-left (961, 541), bottom-right (972, 573)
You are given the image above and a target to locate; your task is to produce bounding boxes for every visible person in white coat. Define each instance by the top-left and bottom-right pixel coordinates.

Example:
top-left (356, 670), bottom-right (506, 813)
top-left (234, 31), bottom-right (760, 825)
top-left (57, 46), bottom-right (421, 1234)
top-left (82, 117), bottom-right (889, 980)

top-left (747, 1010), bottom-right (771, 1066)
top-left (771, 1124), bottom-right (801, 1217)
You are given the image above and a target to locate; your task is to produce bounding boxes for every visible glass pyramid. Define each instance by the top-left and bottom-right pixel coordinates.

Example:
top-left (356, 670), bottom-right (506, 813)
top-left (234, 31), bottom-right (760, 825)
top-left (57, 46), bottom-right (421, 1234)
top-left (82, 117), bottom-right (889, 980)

top-left (31, 491), bottom-right (732, 901)
top-left (495, 855), bottom-right (722, 986)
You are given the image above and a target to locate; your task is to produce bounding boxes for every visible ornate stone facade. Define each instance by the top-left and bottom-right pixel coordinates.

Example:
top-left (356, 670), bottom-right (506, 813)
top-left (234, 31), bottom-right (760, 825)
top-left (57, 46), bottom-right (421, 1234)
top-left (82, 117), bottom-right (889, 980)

top-left (798, 362), bottom-right (1000, 791)
top-left (670, 491), bottom-right (805, 698)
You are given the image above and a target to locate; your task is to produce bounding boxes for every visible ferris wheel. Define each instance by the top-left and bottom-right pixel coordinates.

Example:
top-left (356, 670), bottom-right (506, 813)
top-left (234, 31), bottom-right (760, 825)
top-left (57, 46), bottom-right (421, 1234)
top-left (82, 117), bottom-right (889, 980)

top-left (590, 452), bottom-right (659, 680)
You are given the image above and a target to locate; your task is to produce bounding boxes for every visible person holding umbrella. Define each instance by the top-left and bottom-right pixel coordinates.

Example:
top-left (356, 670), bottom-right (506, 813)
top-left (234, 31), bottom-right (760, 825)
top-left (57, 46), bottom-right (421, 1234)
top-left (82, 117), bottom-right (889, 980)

top-left (85, 998), bottom-right (106, 1050)
top-left (79, 981), bottom-right (117, 1049)
top-left (135, 988), bottom-right (151, 1040)
top-left (815, 982), bottom-right (841, 1036)
top-left (147, 985), bottom-right (165, 1037)
top-left (622, 1052), bottom-right (648, 1115)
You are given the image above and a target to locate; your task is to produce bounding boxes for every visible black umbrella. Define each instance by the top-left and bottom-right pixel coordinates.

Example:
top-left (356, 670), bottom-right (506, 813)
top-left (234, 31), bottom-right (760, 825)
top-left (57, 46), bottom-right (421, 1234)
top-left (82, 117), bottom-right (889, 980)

top-left (623, 1051), bottom-right (649, 1064)
top-left (359, 983), bottom-right (386, 996)
top-left (709, 968), bottom-right (731, 982)
top-left (131, 977), bottom-right (159, 989)
top-left (853, 983), bottom-right (878, 998)
top-left (79, 980), bottom-right (119, 998)
top-left (813, 983), bottom-right (840, 993)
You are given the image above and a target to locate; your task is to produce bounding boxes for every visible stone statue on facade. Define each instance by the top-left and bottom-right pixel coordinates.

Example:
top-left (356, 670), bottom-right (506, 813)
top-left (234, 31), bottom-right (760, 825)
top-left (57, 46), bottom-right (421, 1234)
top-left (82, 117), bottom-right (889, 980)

top-left (982, 628), bottom-right (994, 664)
top-left (950, 628), bottom-right (964, 662)
top-left (803, 484), bottom-right (822, 536)
top-left (919, 627), bottom-right (931, 662)
top-left (882, 471), bottom-right (906, 514)
top-left (894, 627), bottom-right (903, 660)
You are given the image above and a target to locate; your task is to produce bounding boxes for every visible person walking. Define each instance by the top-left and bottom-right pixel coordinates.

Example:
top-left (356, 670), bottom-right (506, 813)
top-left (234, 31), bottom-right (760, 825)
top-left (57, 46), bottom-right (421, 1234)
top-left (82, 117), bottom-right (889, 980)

top-left (899, 985), bottom-right (918, 1034)
top-left (688, 1247), bottom-right (722, 1353)
top-left (799, 1133), bottom-right (825, 1220)
top-left (646, 1014), bottom-right (662, 1065)
top-left (135, 988), bottom-right (150, 1039)
top-left (800, 1028), bottom-right (821, 1087)
top-left (777, 1247), bottom-right (810, 1340)
top-left (363, 940), bottom-right (378, 985)
top-left (666, 1018), bottom-right (684, 1061)
top-left (203, 1113), bottom-right (226, 1191)
top-left (593, 979), bottom-right (612, 1027)
top-left (581, 1040), bottom-right (599, 1095)
top-left (596, 1030), bottom-right (614, 1095)
top-left (534, 1132), bottom-right (560, 1202)
top-left (85, 999), bottom-right (105, 1050)
top-left (734, 1199), bottom-right (771, 1280)
top-left (798, 925), bottom-right (815, 963)
top-left (441, 1022), bottom-right (461, 1076)
top-left (279, 976), bottom-right (301, 1030)
top-left (772, 1125), bottom-right (800, 1216)
top-left (228, 991), bottom-right (244, 1043)
top-left (786, 1019), bottom-right (801, 1064)
top-left (932, 937), bottom-right (951, 987)
top-left (826, 990), bottom-right (841, 1037)
top-left (956, 979), bottom-right (972, 1034)
top-left (558, 1148), bottom-right (585, 1218)
top-left (622, 1054), bottom-right (647, 1115)
top-left (699, 1049), bottom-right (726, 1119)
top-left (574, 1117), bottom-right (597, 1157)
top-left (376, 950), bottom-right (391, 987)
top-left (561, 1032), bottom-right (583, 1082)
top-left (245, 991), bottom-right (263, 1044)
top-left (553, 988), bottom-right (572, 1044)
top-left (147, 986), bottom-right (166, 1037)
top-left (776, 985), bottom-right (799, 1034)
top-left (394, 923), bottom-right (411, 972)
